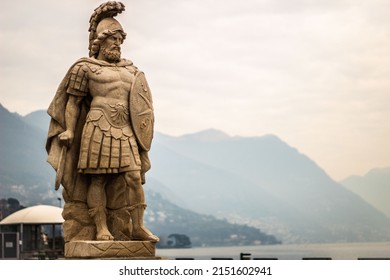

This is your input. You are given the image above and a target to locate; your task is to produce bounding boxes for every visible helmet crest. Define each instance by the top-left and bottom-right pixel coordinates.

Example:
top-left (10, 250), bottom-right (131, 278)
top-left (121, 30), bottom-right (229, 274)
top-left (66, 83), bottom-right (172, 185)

top-left (88, 1), bottom-right (126, 57)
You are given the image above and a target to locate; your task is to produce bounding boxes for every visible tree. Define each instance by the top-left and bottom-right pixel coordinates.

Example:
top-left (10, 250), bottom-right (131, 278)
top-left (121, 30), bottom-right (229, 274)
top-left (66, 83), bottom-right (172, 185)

top-left (0, 198), bottom-right (24, 220)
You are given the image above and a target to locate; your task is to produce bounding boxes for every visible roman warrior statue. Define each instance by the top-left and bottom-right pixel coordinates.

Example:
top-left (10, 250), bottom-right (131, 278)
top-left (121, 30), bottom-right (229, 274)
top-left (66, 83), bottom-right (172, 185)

top-left (46, 1), bottom-right (158, 243)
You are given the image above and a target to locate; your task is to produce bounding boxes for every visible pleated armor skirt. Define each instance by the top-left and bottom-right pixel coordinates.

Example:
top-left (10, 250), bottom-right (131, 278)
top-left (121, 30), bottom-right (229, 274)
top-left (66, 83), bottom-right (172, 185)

top-left (78, 109), bottom-right (142, 174)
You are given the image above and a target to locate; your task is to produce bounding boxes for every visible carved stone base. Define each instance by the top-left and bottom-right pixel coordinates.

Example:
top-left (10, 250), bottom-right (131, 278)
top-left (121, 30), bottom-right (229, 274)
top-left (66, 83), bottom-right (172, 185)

top-left (65, 241), bottom-right (159, 259)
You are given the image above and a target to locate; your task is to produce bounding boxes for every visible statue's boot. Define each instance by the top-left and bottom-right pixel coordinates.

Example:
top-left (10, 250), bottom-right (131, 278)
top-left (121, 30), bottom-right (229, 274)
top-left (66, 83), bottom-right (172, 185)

top-left (89, 206), bottom-right (114, 241)
top-left (130, 204), bottom-right (159, 242)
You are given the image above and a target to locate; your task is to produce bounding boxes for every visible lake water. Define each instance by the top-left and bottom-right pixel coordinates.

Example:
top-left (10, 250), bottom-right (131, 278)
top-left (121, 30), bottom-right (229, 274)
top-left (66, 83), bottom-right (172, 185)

top-left (157, 242), bottom-right (390, 260)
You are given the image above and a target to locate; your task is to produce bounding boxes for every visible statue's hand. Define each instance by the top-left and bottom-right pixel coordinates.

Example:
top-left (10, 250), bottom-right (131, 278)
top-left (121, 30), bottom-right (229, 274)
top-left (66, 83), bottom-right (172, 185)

top-left (58, 130), bottom-right (74, 147)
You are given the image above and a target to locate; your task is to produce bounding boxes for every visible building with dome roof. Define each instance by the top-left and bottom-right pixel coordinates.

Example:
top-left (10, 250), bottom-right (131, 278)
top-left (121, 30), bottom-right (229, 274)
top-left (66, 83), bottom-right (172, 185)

top-left (0, 205), bottom-right (64, 259)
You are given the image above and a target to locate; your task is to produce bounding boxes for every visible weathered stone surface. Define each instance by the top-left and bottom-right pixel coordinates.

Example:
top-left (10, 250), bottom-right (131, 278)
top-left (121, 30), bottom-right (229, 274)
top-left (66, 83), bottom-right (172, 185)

top-left (45, 1), bottom-right (159, 253)
top-left (65, 241), bottom-right (157, 259)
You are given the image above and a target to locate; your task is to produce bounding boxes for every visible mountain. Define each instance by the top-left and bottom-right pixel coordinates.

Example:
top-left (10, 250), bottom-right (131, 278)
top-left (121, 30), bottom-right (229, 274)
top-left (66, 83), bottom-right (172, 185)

top-left (23, 109), bottom-right (50, 132)
top-left (145, 185), bottom-right (279, 247)
top-left (0, 105), bottom-right (54, 186)
top-left (150, 131), bottom-right (390, 243)
top-left (1, 106), bottom-right (390, 244)
top-left (0, 104), bottom-right (57, 205)
top-left (0, 105), bottom-right (277, 246)
top-left (341, 168), bottom-right (390, 218)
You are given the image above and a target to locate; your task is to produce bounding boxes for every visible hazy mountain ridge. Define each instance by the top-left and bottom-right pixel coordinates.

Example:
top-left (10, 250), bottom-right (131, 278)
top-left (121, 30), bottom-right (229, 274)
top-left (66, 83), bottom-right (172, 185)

top-left (0, 105), bottom-right (57, 205)
top-left (0, 105), bottom-right (277, 246)
top-left (341, 168), bottom-right (390, 218)
top-left (1, 106), bottom-right (389, 244)
top-left (23, 109), bottom-right (50, 132)
top-left (145, 188), bottom-right (279, 247)
top-left (0, 105), bottom-right (54, 186)
top-left (152, 130), bottom-right (390, 243)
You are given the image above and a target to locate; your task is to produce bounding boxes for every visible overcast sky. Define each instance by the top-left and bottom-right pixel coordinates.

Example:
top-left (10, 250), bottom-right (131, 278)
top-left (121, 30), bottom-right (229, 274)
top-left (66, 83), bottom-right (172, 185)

top-left (1, 0), bottom-right (389, 180)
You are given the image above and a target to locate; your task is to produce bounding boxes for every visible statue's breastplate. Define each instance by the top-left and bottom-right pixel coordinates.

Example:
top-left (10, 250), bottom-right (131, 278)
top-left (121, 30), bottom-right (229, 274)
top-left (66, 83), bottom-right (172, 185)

top-left (83, 62), bottom-right (138, 137)
top-left (90, 97), bottom-right (130, 128)
top-left (87, 64), bottom-right (135, 101)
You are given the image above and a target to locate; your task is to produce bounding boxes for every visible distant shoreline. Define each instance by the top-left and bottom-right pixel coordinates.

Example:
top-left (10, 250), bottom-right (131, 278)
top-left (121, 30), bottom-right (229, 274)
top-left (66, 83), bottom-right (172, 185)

top-left (157, 242), bottom-right (390, 260)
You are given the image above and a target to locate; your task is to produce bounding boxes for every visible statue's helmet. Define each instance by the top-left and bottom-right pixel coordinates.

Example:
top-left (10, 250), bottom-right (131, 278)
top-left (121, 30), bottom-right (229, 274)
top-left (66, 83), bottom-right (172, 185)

top-left (88, 1), bottom-right (126, 57)
top-left (96, 17), bottom-right (124, 36)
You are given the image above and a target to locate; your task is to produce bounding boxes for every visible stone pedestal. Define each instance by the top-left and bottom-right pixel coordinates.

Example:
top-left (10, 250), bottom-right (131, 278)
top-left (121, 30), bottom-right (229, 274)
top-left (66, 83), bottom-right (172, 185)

top-left (65, 241), bottom-right (159, 259)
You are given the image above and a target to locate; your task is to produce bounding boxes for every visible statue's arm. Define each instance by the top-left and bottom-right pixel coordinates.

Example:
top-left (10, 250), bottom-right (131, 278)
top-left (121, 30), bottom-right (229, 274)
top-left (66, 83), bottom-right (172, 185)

top-left (57, 62), bottom-right (88, 147)
top-left (58, 95), bottom-right (83, 147)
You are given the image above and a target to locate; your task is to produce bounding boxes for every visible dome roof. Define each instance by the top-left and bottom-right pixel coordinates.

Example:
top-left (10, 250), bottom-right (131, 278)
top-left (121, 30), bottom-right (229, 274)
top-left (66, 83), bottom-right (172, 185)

top-left (0, 205), bottom-right (64, 225)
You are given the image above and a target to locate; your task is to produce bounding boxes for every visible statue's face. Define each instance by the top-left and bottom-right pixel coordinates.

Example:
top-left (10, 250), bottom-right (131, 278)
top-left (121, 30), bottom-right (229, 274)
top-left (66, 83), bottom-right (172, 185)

top-left (99, 32), bottom-right (124, 63)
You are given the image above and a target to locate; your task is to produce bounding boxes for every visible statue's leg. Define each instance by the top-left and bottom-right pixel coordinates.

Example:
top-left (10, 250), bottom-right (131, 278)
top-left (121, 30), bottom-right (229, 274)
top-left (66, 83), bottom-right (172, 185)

top-left (124, 171), bottom-right (159, 242)
top-left (87, 175), bottom-right (114, 241)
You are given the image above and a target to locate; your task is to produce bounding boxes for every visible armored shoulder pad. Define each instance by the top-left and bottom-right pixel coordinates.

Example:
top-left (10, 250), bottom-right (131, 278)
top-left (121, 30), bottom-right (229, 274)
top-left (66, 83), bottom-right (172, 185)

top-left (67, 62), bottom-right (89, 96)
top-left (85, 62), bottom-right (102, 73)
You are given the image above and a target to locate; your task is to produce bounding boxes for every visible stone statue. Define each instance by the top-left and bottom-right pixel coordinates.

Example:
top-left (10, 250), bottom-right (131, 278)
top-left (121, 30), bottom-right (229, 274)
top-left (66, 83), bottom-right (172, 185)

top-left (46, 1), bottom-right (159, 254)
